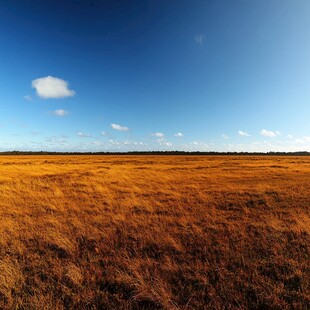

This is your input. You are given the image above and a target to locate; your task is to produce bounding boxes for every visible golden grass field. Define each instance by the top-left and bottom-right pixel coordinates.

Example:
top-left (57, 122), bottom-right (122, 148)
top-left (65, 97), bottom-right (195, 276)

top-left (0, 155), bottom-right (309, 309)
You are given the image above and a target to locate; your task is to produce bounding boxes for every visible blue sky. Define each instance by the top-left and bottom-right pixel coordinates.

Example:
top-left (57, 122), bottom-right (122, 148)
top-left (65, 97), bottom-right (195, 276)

top-left (1, 0), bottom-right (310, 152)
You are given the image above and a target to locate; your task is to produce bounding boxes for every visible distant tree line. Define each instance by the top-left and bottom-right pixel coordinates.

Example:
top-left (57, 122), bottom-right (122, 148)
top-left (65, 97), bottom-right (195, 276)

top-left (0, 151), bottom-right (309, 156)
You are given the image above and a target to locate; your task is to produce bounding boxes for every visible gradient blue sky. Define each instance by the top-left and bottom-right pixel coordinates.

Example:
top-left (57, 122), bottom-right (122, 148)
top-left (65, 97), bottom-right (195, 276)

top-left (1, 0), bottom-right (310, 151)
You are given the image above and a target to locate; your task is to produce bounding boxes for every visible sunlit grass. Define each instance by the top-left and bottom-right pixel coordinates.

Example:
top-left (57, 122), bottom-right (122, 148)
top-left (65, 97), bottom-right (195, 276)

top-left (0, 155), bottom-right (309, 309)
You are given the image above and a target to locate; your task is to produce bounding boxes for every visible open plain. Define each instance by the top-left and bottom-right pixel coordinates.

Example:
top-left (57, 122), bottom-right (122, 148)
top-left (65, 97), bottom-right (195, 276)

top-left (0, 155), bottom-right (309, 309)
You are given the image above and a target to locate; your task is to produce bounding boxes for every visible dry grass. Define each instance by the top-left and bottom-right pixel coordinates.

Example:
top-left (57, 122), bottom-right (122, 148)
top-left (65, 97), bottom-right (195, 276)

top-left (0, 155), bottom-right (309, 309)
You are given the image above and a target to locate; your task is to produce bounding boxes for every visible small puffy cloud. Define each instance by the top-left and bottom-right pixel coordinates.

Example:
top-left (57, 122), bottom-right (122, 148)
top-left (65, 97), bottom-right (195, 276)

top-left (238, 130), bottom-right (250, 137)
top-left (101, 131), bottom-right (108, 136)
top-left (111, 123), bottom-right (129, 131)
top-left (174, 132), bottom-right (184, 137)
top-left (195, 34), bottom-right (205, 44)
top-left (51, 109), bottom-right (68, 117)
top-left (152, 132), bottom-right (164, 138)
top-left (77, 132), bottom-right (91, 138)
top-left (222, 134), bottom-right (229, 139)
top-left (287, 134), bottom-right (293, 139)
top-left (32, 76), bottom-right (75, 99)
top-left (24, 95), bottom-right (33, 101)
top-left (260, 129), bottom-right (278, 137)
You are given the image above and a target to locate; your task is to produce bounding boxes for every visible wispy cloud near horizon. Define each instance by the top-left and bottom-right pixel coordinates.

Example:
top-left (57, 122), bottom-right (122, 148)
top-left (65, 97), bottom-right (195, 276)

top-left (238, 130), bottom-right (250, 137)
top-left (50, 109), bottom-right (68, 117)
top-left (152, 132), bottom-right (164, 138)
top-left (77, 132), bottom-right (91, 138)
top-left (174, 132), bottom-right (184, 137)
top-left (260, 129), bottom-right (279, 137)
top-left (111, 123), bottom-right (129, 131)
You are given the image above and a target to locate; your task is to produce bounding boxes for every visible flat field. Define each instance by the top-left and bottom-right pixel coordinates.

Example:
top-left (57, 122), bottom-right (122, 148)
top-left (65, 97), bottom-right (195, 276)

top-left (0, 155), bottom-right (309, 309)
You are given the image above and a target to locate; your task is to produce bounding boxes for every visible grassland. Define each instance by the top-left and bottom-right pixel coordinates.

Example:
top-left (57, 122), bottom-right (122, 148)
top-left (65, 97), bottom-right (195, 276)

top-left (0, 155), bottom-right (309, 309)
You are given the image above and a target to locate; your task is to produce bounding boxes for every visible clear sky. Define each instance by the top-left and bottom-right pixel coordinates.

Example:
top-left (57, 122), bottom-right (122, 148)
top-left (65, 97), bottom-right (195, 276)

top-left (1, 0), bottom-right (310, 152)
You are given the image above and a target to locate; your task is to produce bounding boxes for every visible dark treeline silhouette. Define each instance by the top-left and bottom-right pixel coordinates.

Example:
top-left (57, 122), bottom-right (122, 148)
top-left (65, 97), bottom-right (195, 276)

top-left (0, 151), bottom-right (309, 156)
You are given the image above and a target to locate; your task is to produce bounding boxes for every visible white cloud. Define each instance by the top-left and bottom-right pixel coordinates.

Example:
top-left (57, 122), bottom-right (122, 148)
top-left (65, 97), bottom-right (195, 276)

top-left (77, 132), bottom-right (91, 138)
top-left (45, 136), bottom-right (68, 145)
top-left (295, 136), bottom-right (310, 144)
top-left (111, 123), bottom-right (129, 131)
top-left (32, 76), bottom-right (75, 99)
top-left (195, 34), bottom-right (205, 44)
top-left (93, 141), bottom-right (103, 146)
top-left (101, 131), bottom-right (108, 136)
top-left (222, 134), bottom-right (229, 139)
top-left (24, 95), bottom-right (33, 101)
top-left (51, 109), bottom-right (68, 117)
top-left (288, 134), bottom-right (293, 139)
top-left (294, 138), bottom-right (305, 144)
top-left (152, 132), bottom-right (164, 138)
top-left (174, 132), bottom-right (184, 137)
top-left (260, 129), bottom-right (278, 137)
top-left (109, 139), bottom-right (120, 145)
top-left (238, 130), bottom-right (250, 137)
